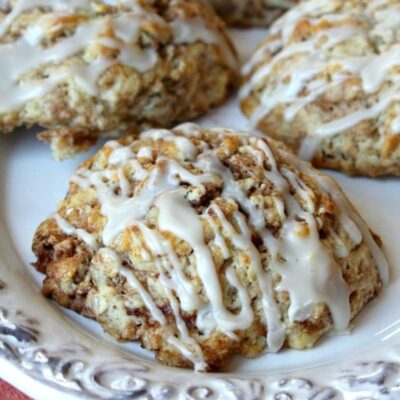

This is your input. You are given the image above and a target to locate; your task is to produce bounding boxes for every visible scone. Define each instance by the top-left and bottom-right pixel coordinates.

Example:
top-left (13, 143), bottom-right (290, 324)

top-left (0, 0), bottom-right (236, 159)
top-left (240, 0), bottom-right (400, 176)
top-left (206, 0), bottom-right (299, 27)
top-left (32, 124), bottom-right (388, 371)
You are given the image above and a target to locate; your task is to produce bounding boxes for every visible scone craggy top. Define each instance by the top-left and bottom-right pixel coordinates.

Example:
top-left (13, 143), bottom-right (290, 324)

top-left (0, 0), bottom-right (236, 134)
top-left (240, 0), bottom-right (400, 175)
top-left (33, 124), bottom-right (388, 371)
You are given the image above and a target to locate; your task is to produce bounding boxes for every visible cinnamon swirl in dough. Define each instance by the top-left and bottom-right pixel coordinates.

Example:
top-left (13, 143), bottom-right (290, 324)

top-left (32, 124), bottom-right (388, 371)
top-left (240, 0), bottom-right (400, 176)
top-left (0, 0), bottom-right (236, 159)
top-left (207, 0), bottom-right (299, 27)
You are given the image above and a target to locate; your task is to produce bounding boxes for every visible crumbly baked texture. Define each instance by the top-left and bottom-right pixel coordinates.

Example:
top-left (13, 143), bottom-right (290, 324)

top-left (0, 0), bottom-right (236, 159)
top-left (240, 0), bottom-right (400, 176)
top-left (206, 0), bottom-right (299, 27)
top-left (32, 124), bottom-right (387, 371)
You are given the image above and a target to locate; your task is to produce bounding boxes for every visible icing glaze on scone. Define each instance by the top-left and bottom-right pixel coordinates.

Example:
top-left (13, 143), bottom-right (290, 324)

top-left (0, 0), bottom-right (236, 158)
top-left (33, 124), bottom-right (388, 370)
top-left (0, 0), bottom-right (234, 112)
top-left (240, 0), bottom-right (400, 176)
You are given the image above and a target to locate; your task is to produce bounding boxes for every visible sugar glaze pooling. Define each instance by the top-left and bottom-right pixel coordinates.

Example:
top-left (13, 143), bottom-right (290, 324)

top-left (55, 124), bottom-right (388, 370)
top-left (0, 0), bottom-right (235, 113)
top-left (240, 0), bottom-right (400, 159)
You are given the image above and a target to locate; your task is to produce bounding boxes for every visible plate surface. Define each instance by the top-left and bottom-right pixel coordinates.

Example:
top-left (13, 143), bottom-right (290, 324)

top-left (1, 29), bottom-right (400, 400)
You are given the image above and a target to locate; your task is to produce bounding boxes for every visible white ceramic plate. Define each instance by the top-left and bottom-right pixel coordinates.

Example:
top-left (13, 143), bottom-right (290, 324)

top-left (1, 29), bottom-right (400, 400)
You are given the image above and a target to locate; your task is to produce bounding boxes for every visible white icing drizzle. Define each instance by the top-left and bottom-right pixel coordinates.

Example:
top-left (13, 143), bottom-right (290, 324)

top-left (99, 247), bottom-right (207, 371)
top-left (137, 222), bottom-right (201, 313)
top-left (171, 16), bottom-right (236, 69)
top-left (329, 227), bottom-right (350, 259)
top-left (203, 213), bottom-right (230, 259)
top-left (210, 203), bottom-right (285, 350)
top-left (141, 128), bottom-right (200, 160)
top-left (53, 125), bottom-right (389, 369)
top-left (314, 86), bottom-right (400, 138)
top-left (241, 0), bottom-right (400, 160)
top-left (284, 150), bottom-right (390, 286)
top-left (391, 117), bottom-right (400, 134)
top-left (0, 0), bottom-right (235, 113)
top-left (249, 139), bottom-right (350, 329)
top-left (137, 146), bottom-right (153, 159)
top-left (0, 0), bottom-right (91, 37)
top-left (274, 211), bottom-right (350, 327)
top-left (156, 189), bottom-right (255, 338)
top-left (54, 213), bottom-right (99, 250)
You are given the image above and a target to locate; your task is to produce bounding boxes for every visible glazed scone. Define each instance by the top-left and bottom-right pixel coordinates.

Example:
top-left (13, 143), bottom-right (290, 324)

top-left (206, 0), bottom-right (299, 27)
top-left (32, 124), bottom-right (388, 371)
top-left (0, 0), bottom-right (236, 159)
top-left (240, 0), bottom-right (400, 176)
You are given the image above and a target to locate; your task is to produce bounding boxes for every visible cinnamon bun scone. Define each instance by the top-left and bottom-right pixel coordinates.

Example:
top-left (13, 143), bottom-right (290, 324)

top-left (32, 124), bottom-right (388, 371)
top-left (240, 0), bottom-right (400, 176)
top-left (0, 0), bottom-right (236, 158)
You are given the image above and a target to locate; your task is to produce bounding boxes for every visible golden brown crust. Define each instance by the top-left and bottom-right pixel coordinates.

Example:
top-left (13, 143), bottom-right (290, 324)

top-left (32, 126), bottom-right (383, 370)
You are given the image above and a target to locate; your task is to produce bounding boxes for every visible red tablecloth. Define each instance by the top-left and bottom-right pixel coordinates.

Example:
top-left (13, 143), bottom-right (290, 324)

top-left (0, 380), bottom-right (30, 400)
